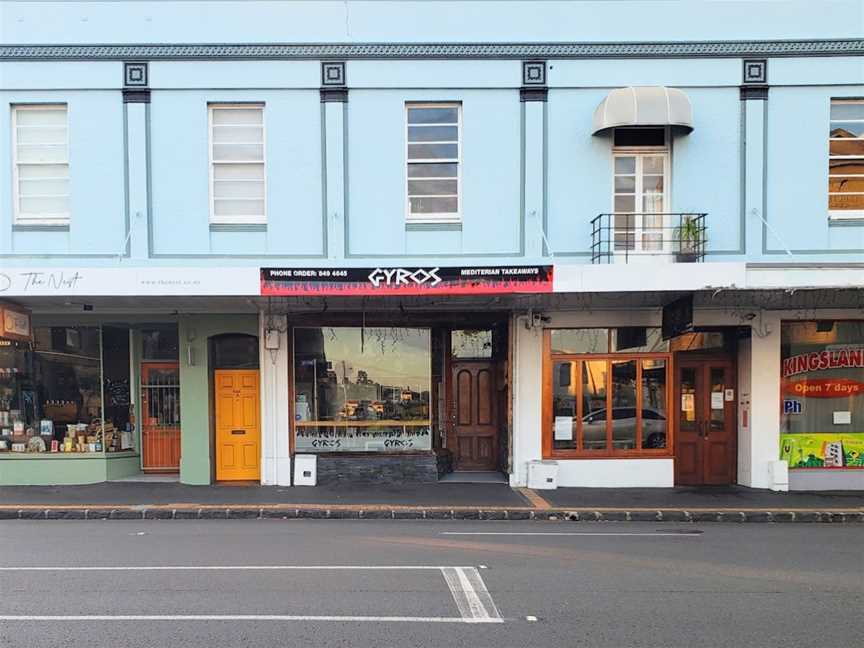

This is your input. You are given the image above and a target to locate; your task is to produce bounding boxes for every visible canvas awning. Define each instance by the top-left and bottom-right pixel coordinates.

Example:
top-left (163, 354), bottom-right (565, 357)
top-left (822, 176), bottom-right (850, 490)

top-left (592, 86), bottom-right (694, 135)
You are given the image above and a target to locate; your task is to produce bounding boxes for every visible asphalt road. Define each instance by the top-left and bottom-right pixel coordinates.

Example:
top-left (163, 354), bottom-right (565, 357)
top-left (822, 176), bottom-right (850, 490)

top-left (0, 520), bottom-right (861, 648)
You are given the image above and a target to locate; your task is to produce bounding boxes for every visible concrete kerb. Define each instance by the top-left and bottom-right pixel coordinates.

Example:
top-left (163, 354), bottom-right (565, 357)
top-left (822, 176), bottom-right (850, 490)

top-left (0, 506), bottom-right (861, 522)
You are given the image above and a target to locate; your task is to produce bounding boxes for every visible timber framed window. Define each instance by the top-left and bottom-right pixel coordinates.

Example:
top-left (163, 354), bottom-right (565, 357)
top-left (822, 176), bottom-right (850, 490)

top-left (208, 103), bottom-right (266, 225)
top-left (406, 103), bottom-right (461, 223)
top-left (829, 99), bottom-right (864, 220)
top-left (611, 127), bottom-right (669, 253)
top-left (11, 104), bottom-right (70, 225)
top-left (543, 328), bottom-right (673, 458)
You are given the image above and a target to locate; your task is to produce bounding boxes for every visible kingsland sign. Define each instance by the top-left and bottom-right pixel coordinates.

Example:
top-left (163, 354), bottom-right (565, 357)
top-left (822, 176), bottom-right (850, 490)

top-left (782, 347), bottom-right (864, 378)
top-left (260, 266), bottom-right (553, 296)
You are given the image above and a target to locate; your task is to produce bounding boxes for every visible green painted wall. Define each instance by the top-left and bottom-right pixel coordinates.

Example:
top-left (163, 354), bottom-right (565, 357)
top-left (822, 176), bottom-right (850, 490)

top-left (0, 453), bottom-right (140, 486)
top-left (178, 314), bottom-right (258, 485)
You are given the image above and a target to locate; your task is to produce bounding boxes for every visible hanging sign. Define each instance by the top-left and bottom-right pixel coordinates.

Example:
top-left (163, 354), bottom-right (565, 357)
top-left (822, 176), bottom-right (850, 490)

top-left (661, 295), bottom-right (693, 340)
top-left (261, 266), bottom-right (553, 296)
top-left (0, 303), bottom-right (32, 342)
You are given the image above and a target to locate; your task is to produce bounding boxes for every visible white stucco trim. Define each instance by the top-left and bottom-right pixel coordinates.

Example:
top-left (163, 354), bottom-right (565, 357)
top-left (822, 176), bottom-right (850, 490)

top-left (553, 262), bottom-right (746, 294)
top-left (556, 459), bottom-right (674, 488)
top-left (259, 314), bottom-right (291, 486)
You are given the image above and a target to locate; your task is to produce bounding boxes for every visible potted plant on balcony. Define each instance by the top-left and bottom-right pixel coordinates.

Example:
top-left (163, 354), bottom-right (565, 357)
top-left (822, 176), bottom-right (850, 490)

top-left (674, 215), bottom-right (702, 263)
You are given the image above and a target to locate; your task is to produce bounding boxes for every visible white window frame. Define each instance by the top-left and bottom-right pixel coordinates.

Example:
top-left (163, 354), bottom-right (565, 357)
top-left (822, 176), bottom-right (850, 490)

top-left (611, 128), bottom-right (671, 255)
top-left (828, 98), bottom-right (864, 221)
top-left (405, 102), bottom-right (462, 224)
top-left (11, 103), bottom-right (71, 226)
top-left (208, 103), bottom-right (267, 225)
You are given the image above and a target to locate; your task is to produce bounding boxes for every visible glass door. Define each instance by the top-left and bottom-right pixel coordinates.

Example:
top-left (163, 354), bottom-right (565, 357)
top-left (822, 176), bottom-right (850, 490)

top-left (674, 359), bottom-right (736, 485)
top-left (613, 153), bottom-right (669, 257)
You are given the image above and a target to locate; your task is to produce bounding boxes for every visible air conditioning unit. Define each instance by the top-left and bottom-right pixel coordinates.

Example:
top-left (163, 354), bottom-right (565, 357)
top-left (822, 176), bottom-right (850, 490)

top-left (293, 454), bottom-right (318, 486)
top-left (527, 460), bottom-right (559, 490)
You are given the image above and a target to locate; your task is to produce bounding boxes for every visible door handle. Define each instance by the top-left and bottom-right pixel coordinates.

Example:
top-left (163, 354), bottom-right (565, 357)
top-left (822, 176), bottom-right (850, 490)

top-left (697, 421), bottom-right (704, 438)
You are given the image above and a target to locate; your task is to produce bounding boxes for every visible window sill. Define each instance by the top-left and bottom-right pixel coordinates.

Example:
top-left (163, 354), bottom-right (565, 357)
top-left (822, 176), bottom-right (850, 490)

top-left (543, 452), bottom-right (673, 460)
top-left (405, 221), bottom-right (463, 232)
top-left (0, 451), bottom-right (139, 460)
top-left (12, 223), bottom-right (70, 232)
top-left (209, 223), bottom-right (267, 232)
top-left (828, 213), bottom-right (864, 227)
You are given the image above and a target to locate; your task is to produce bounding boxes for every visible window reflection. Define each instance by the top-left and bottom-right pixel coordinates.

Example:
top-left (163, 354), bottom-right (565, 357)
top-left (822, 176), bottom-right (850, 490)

top-left (293, 328), bottom-right (431, 453)
top-left (610, 360), bottom-right (637, 450)
top-left (642, 359), bottom-right (667, 448)
top-left (451, 329), bottom-right (492, 358)
top-left (552, 361), bottom-right (577, 450)
top-left (582, 360), bottom-right (607, 450)
top-left (551, 329), bottom-right (609, 354)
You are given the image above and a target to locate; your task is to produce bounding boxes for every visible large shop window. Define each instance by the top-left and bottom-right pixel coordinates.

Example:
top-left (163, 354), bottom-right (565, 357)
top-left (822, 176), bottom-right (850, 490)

top-left (545, 328), bottom-right (672, 458)
top-left (0, 325), bottom-right (133, 455)
top-left (293, 327), bottom-right (432, 452)
top-left (779, 321), bottom-right (864, 469)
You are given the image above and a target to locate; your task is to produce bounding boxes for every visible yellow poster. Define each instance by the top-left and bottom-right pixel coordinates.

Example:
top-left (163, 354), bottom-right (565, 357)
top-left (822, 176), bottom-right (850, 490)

top-left (780, 433), bottom-right (864, 469)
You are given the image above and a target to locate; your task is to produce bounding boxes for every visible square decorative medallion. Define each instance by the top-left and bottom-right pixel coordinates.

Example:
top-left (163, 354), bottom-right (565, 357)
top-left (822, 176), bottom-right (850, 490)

top-left (124, 62), bottom-right (148, 87)
top-left (522, 60), bottom-right (547, 86)
top-left (321, 61), bottom-right (346, 86)
top-left (742, 59), bottom-right (767, 84)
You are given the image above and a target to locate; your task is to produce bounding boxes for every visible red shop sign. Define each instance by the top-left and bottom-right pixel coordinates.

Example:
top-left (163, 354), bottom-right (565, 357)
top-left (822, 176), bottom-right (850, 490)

top-left (783, 378), bottom-right (864, 398)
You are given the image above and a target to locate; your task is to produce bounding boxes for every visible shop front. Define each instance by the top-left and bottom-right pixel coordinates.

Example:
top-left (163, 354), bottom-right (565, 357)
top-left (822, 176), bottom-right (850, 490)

top-left (0, 303), bottom-right (260, 485)
top-left (541, 325), bottom-right (739, 487)
top-left (284, 317), bottom-right (510, 483)
top-left (780, 320), bottom-right (864, 489)
top-left (259, 264), bottom-right (550, 484)
top-left (0, 309), bottom-right (140, 485)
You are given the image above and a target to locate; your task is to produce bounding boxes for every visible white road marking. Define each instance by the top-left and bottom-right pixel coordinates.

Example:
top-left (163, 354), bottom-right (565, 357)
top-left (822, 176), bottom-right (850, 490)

top-left (440, 567), bottom-right (502, 623)
top-left (440, 532), bottom-right (701, 537)
top-left (0, 565), bottom-right (506, 625)
top-left (0, 615), bottom-right (499, 624)
top-left (0, 565), bottom-right (474, 572)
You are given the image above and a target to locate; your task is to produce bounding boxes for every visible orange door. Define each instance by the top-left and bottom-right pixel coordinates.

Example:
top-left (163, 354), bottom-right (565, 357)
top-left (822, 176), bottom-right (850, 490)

top-left (215, 369), bottom-right (261, 481)
top-left (141, 362), bottom-right (181, 473)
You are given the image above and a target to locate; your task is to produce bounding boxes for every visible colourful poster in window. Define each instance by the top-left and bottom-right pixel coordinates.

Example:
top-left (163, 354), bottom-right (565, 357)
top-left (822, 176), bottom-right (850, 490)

top-left (780, 322), bottom-right (864, 469)
top-left (780, 433), bottom-right (864, 469)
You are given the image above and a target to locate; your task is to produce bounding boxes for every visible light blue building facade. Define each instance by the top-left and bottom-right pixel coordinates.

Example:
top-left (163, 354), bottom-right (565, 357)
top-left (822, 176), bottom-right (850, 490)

top-left (0, 1), bottom-right (862, 490)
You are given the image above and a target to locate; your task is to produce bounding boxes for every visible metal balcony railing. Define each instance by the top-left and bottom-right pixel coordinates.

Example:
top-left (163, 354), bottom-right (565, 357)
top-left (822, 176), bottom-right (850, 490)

top-left (590, 212), bottom-right (707, 264)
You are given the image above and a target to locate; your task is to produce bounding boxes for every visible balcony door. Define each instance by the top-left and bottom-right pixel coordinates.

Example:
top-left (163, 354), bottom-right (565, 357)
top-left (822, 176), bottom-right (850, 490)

top-left (612, 151), bottom-right (669, 257)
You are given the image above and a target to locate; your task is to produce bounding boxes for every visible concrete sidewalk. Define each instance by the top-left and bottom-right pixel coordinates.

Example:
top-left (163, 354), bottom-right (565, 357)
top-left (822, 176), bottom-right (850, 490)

top-left (0, 482), bottom-right (862, 522)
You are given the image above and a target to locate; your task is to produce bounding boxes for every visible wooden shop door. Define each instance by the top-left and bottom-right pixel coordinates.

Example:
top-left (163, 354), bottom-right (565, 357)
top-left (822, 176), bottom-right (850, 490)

top-left (215, 369), bottom-right (261, 481)
top-left (675, 357), bottom-right (737, 485)
top-left (141, 362), bottom-right (181, 473)
top-left (450, 361), bottom-right (499, 471)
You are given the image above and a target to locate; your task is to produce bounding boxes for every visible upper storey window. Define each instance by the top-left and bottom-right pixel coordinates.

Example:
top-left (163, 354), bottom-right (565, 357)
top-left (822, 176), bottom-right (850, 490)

top-left (406, 103), bottom-right (461, 223)
top-left (209, 104), bottom-right (266, 225)
top-left (829, 100), bottom-right (864, 220)
top-left (12, 104), bottom-right (70, 226)
top-left (612, 127), bottom-right (669, 253)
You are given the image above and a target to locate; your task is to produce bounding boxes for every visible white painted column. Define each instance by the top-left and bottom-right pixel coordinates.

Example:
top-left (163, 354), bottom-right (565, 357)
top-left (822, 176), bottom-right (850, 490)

top-left (259, 314), bottom-right (291, 486)
top-left (323, 97), bottom-right (346, 260)
top-left (743, 311), bottom-right (785, 490)
top-left (510, 315), bottom-right (543, 486)
top-left (742, 88), bottom-right (767, 256)
top-left (123, 92), bottom-right (151, 259)
top-left (522, 99), bottom-right (546, 258)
